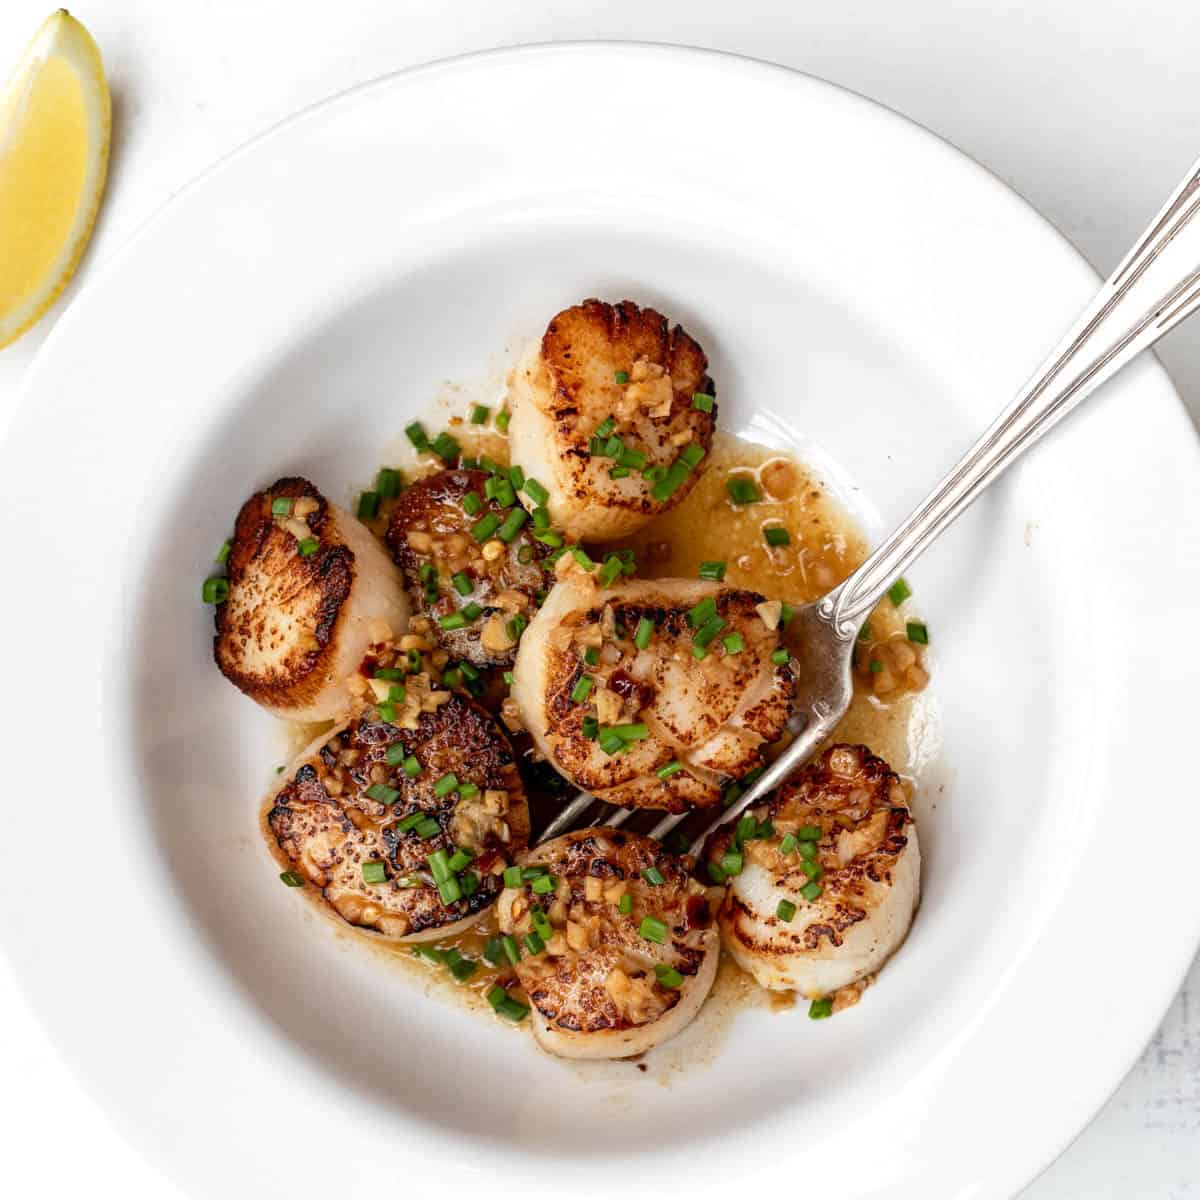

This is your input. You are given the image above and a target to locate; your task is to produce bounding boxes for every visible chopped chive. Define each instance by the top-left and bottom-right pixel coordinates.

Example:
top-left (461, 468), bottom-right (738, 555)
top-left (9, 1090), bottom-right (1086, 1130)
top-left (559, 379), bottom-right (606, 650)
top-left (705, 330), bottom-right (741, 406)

top-left (582, 645), bottom-right (600, 667)
top-left (470, 512), bottom-right (501, 542)
top-left (600, 723), bottom-right (650, 742)
top-left (403, 755), bottom-right (421, 778)
top-left (642, 866), bottom-right (666, 886)
top-left (868, 659), bottom-right (883, 673)
top-left (365, 783), bottom-right (401, 805)
top-left (496, 508), bottom-right (529, 542)
top-left (726, 476), bottom-right (760, 505)
top-left (503, 865), bottom-right (523, 888)
top-left (374, 666), bottom-right (406, 681)
top-left (801, 880), bottom-right (823, 902)
top-left (270, 496), bottom-right (293, 516)
top-left (796, 824), bottom-right (822, 840)
top-left (448, 954), bottom-right (478, 982)
top-left (602, 434), bottom-right (624, 459)
top-left (385, 741), bottom-right (410, 766)
top-left (809, 997), bottom-right (834, 1020)
top-left (763, 526), bottom-right (790, 547)
top-left (596, 415), bottom-right (616, 438)
top-left (680, 443), bottom-right (705, 469)
top-left (462, 491), bottom-right (483, 515)
top-left (722, 632), bottom-right (745, 654)
top-left (434, 773), bottom-right (459, 797)
top-left (656, 761), bottom-right (684, 780)
top-left (437, 877), bottom-right (462, 905)
top-left (448, 848), bottom-right (474, 873)
top-left (858, 622), bottom-right (873, 642)
top-left (720, 850), bottom-right (744, 877)
top-left (613, 371), bottom-right (629, 385)
top-left (610, 466), bottom-right (631, 479)
top-left (655, 963), bottom-right (685, 988)
top-left (691, 392), bottom-right (715, 413)
top-left (571, 676), bottom-right (594, 704)
top-left (771, 648), bottom-right (790, 666)
top-left (483, 476), bottom-right (501, 500)
top-left (617, 446), bottom-right (647, 471)
top-left (361, 861), bottom-right (387, 884)
top-left (495, 409), bottom-right (511, 434)
top-left (888, 577), bottom-right (912, 606)
top-left (598, 555), bottom-right (623, 587)
top-left (503, 670), bottom-right (515, 686)
top-left (698, 561), bottom-right (726, 582)
top-left (643, 464), bottom-right (667, 484)
top-left (581, 715), bottom-right (599, 739)
top-left (638, 916), bottom-right (668, 944)
top-left (458, 661), bottom-right (481, 683)
top-left (634, 617), bottom-right (655, 649)
top-left (707, 862), bottom-right (726, 884)
top-left (531, 506), bottom-right (551, 532)
top-left (470, 404), bottom-right (490, 425)
top-left (505, 614), bottom-right (528, 642)
top-left (693, 615), bottom-right (726, 647)
top-left (439, 612), bottom-right (467, 630)
top-left (377, 467), bottom-right (403, 499)
top-left (599, 731), bottom-right (625, 755)
top-left (524, 931), bottom-right (545, 955)
top-left (780, 601), bottom-right (794, 628)
top-left (522, 866), bottom-right (548, 881)
top-left (201, 577), bottom-right (229, 604)
top-left (522, 477), bottom-right (549, 506)
top-left (405, 421), bottom-right (430, 451)
top-left (396, 811), bottom-right (425, 832)
top-left (692, 645), bottom-right (708, 660)
top-left (501, 935), bottom-right (521, 966)
top-left (406, 649), bottom-right (422, 672)
top-left (650, 460), bottom-right (691, 501)
top-left (536, 531), bottom-right (563, 548)
top-left (907, 621), bottom-right (929, 645)
top-left (508, 464), bottom-right (525, 490)
top-left (461, 601), bottom-right (482, 621)
top-left (798, 840), bottom-right (818, 860)
top-left (483, 936), bottom-right (505, 965)
top-left (487, 985), bottom-right (529, 1021)
top-left (802, 859), bottom-right (824, 882)
top-left (776, 899), bottom-right (797, 922)
top-left (494, 480), bottom-right (517, 508)
top-left (215, 540), bottom-right (231, 563)
top-left (517, 544), bottom-right (534, 564)
top-left (531, 874), bottom-right (556, 895)
top-left (569, 546), bottom-right (596, 571)
top-left (452, 571), bottom-right (473, 596)
top-left (427, 849), bottom-right (452, 881)
top-left (779, 833), bottom-right (798, 856)
top-left (431, 432), bottom-right (460, 463)
top-left (687, 596), bottom-right (717, 627)
top-left (357, 490), bottom-right (380, 519)
top-left (415, 817), bottom-right (441, 839)
top-left (412, 945), bottom-right (445, 965)
top-left (297, 537), bottom-right (320, 557)
top-left (618, 893), bottom-right (633, 914)
top-left (279, 870), bottom-right (305, 887)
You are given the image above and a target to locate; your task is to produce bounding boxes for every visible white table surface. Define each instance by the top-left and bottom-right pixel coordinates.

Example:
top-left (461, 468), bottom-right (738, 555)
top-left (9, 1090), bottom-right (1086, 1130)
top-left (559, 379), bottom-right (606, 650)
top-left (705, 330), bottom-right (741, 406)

top-left (1, 2), bottom-right (1197, 1196)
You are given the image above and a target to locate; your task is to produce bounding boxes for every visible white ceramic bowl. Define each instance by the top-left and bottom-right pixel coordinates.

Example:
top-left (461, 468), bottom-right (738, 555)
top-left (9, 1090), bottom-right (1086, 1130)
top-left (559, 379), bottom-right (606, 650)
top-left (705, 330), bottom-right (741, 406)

top-left (1, 43), bottom-right (1198, 1200)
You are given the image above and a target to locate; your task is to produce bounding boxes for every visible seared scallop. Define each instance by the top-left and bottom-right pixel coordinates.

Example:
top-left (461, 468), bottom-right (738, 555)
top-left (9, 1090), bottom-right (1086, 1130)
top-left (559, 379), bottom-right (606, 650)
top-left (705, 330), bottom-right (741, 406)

top-left (496, 829), bottom-right (718, 1059)
top-left (385, 468), bottom-right (550, 667)
top-left (710, 744), bottom-right (920, 997)
top-left (507, 299), bottom-right (717, 543)
top-left (269, 682), bottom-right (530, 941)
top-left (511, 573), bottom-right (795, 811)
top-left (214, 477), bottom-right (409, 722)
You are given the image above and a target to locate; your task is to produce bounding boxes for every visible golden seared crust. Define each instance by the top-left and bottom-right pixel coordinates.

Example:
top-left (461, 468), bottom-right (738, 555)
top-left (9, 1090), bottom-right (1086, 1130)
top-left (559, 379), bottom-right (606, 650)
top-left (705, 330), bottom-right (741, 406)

top-left (268, 695), bottom-right (530, 939)
top-left (500, 829), bottom-right (714, 1035)
top-left (712, 744), bottom-right (914, 957)
top-left (385, 469), bottom-right (550, 667)
top-left (511, 300), bottom-right (716, 538)
top-left (539, 583), bottom-right (794, 811)
top-left (214, 478), bottom-right (353, 710)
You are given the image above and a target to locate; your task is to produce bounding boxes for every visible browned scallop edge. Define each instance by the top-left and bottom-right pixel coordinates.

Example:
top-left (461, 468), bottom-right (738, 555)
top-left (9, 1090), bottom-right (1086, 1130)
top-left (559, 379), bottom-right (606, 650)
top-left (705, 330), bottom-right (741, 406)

top-left (213, 477), bottom-right (354, 709)
top-left (711, 744), bottom-right (913, 953)
top-left (542, 299), bottom-right (717, 519)
top-left (268, 697), bottom-right (530, 935)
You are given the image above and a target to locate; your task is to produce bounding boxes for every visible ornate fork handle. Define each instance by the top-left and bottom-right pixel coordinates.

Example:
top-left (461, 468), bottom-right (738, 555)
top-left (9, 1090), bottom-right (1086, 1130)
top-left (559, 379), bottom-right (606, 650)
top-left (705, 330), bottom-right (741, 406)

top-left (826, 157), bottom-right (1200, 638)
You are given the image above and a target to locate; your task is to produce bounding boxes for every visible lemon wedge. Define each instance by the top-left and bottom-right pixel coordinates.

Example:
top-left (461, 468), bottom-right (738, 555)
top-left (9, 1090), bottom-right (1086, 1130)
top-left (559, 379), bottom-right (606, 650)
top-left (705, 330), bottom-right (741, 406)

top-left (0, 10), bottom-right (110, 349)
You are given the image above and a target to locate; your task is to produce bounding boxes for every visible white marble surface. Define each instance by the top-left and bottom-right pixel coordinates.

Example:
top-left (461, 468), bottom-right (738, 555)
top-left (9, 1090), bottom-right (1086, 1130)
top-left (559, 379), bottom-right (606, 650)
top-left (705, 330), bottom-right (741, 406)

top-left (0, 2), bottom-right (1196, 1196)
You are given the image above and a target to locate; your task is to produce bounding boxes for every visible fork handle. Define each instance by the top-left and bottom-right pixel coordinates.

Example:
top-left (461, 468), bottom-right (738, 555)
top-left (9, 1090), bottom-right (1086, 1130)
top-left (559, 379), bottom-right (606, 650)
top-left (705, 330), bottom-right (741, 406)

top-left (824, 155), bottom-right (1200, 638)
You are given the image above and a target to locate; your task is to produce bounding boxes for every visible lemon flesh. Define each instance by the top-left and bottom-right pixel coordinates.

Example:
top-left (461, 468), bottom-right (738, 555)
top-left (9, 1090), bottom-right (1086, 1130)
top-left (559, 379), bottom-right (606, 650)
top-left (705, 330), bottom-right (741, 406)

top-left (0, 10), bottom-right (110, 349)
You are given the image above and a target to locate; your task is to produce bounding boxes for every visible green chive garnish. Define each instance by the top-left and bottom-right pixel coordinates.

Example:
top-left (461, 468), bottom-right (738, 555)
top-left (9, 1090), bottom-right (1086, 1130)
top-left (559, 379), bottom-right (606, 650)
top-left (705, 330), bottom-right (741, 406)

top-left (448, 848), bottom-right (474, 873)
top-left (279, 870), bottom-right (305, 887)
top-left (270, 496), bottom-right (293, 516)
top-left (297, 537), bottom-right (319, 557)
top-left (776, 899), bottom-right (797, 922)
top-left (600, 723), bottom-right (649, 742)
top-left (868, 659), bottom-right (883, 673)
top-left (365, 783), bottom-right (400, 805)
top-left (471, 512), bottom-right (501, 542)
top-left (470, 404), bottom-right (490, 425)
top-left (763, 526), bottom-right (790, 547)
top-left (415, 817), bottom-right (441, 839)
top-left (693, 615), bottom-right (726, 648)
top-left (495, 409), bottom-right (511, 433)
top-left (396, 811), bottom-right (424, 832)
top-left (655, 963), bottom-right (684, 987)
top-left (771, 648), bottom-right (790, 665)
top-left (439, 612), bottom-right (467, 630)
top-left (888, 577), bottom-right (912, 606)
top-left (722, 632), bottom-right (744, 654)
top-left (501, 935), bottom-right (521, 965)
top-left (377, 467), bottom-right (403, 498)
top-left (430, 432), bottom-right (460, 463)
top-left (433, 773), bottom-right (458, 797)
top-left (215, 540), bottom-right (231, 563)
top-left (641, 866), bottom-right (665, 886)
top-left (581, 715), bottom-right (599, 739)
top-left (487, 985), bottom-right (529, 1021)
top-left (801, 880), bottom-right (823, 901)
top-left (402, 754), bottom-right (421, 778)
top-left (809, 997), bottom-right (833, 1019)
top-left (691, 393), bottom-right (715, 412)
top-left (907, 621), bottom-right (929, 644)
top-left (531, 873), bottom-right (556, 895)
top-left (726, 476), bottom-right (760, 505)
top-left (720, 850), bottom-right (743, 877)
top-left (613, 371), bottom-right (629, 385)
top-left (634, 617), bottom-right (655, 649)
top-left (522, 477), bottom-right (549, 506)
top-left (357, 490), bottom-right (380, 519)
top-left (462, 491), bottom-right (483, 516)
top-left (570, 676), bottom-right (594, 704)
top-left (638, 916), bottom-right (668, 944)
top-left (687, 596), bottom-right (717, 627)
top-left (698, 561), bottom-right (726, 581)
top-left (496, 508), bottom-right (528, 542)
top-left (361, 861), bottom-right (387, 884)
top-left (483, 936), bottom-right (504, 966)
top-left (452, 571), bottom-right (473, 596)
top-left (201, 577), bottom-right (229, 604)
top-left (405, 422), bottom-right (430, 451)
top-left (656, 761), bottom-right (683, 780)
top-left (503, 865), bottom-right (522, 888)
top-left (619, 893), bottom-right (633, 914)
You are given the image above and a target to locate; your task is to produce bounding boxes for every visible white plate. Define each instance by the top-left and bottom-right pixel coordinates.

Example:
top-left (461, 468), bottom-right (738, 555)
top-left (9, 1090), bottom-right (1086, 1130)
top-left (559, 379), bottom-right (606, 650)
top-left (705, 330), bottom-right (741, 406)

top-left (1, 43), bottom-right (1198, 1200)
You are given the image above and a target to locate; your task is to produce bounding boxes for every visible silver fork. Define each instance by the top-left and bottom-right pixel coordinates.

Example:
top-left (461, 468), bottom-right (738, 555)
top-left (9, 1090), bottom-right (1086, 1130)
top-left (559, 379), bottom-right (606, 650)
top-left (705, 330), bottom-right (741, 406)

top-left (541, 153), bottom-right (1200, 856)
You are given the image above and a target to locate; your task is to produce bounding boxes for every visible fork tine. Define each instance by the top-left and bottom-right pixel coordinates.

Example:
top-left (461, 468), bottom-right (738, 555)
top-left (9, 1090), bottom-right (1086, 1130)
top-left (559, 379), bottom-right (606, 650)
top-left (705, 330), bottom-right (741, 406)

top-left (648, 811), bottom-right (686, 841)
top-left (605, 807), bottom-right (633, 829)
top-left (537, 791), bottom-right (597, 844)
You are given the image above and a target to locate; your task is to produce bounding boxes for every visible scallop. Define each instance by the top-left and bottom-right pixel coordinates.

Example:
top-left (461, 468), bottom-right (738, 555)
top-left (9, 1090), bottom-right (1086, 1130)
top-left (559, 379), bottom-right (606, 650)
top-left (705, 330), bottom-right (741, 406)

top-left (214, 477), bottom-right (409, 722)
top-left (496, 828), bottom-right (718, 1059)
top-left (506, 299), bottom-right (716, 543)
top-left (384, 468), bottom-right (551, 667)
top-left (268, 686), bottom-right (530, 942)
top-left (710, 744), bottom-right (920, 997)
top-left (511, 574), bottom-right (795, 811)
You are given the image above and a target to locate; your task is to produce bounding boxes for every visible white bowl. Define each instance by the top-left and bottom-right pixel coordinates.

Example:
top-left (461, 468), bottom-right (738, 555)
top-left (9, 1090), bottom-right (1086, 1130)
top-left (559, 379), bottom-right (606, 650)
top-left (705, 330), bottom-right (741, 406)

top-left (1, 43), bottom-right (1197, 1200)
